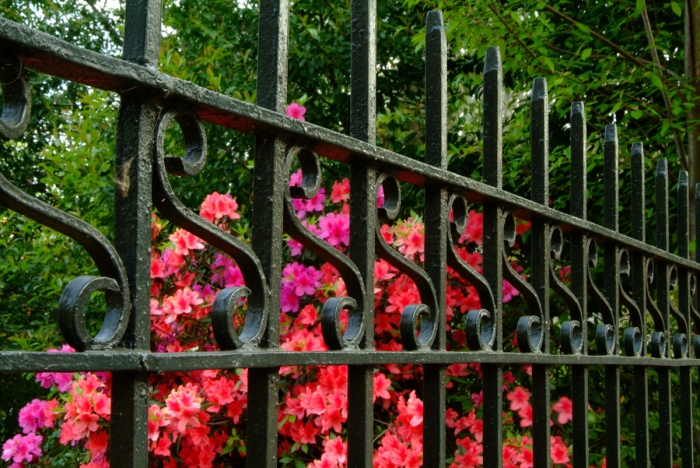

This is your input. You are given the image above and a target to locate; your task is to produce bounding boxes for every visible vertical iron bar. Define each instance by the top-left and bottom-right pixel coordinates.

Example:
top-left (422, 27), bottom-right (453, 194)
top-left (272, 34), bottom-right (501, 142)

top-left (482, 46), bottom-right (504, 468)
top-left (248, 0), bottom-right (290, 465)
top-left (630, 143), bottom-right (649, 468)
top-left (422, 10), bottom-right (447, 468)
top-left (603, 124), bottom-right (621, 468)
top-left (530, 77), bottom-right (550, 468)
top-left (656, 159), bottom-right (673, 468)
top-left (677, 171), bottom-right (694, 467)
top-left (348, 0), bottom-right (376, 466)
top-left (110, 1), bottom-right (162, 466)
top-left (570, 102), bottom-right (589, 468)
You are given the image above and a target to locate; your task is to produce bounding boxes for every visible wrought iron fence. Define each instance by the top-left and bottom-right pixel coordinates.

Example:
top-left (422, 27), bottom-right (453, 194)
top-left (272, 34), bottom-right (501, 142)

top-left (0, 1), bottom-right (699, 467)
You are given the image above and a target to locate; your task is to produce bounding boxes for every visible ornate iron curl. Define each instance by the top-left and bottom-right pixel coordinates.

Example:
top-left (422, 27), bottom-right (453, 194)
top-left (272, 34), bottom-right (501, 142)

top-left (667, 266), bottom-right (690, 358)
top-left (152, 108), bottom-right (269, 350)
top-left (282, 145), bottom-right (366, 350)
top-left (500, 212), bottom-right (543, 353)
top-left (618, 249), bottom-right (643, 357)
top-left (0, 56), bottom-right (31, 140)
top-left (445, 195), bottom-right (495, 351)
top-left (645, 258), bottom-right (668, 358)
top-left (0, 56), bottom-right (131, 351)
top-left (585, 239), bottom-right (616, 355)
top-left (374, 174), bottom-right (438, 351)
top-left (690, 274), bottom-right (700, 357)
top-left (548, 226), bottom-right (583, 354)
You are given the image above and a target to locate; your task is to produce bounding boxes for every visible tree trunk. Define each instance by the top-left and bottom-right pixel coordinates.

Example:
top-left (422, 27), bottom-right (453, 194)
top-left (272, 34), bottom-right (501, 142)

top-left (686, 0), bottom-right (700, 254)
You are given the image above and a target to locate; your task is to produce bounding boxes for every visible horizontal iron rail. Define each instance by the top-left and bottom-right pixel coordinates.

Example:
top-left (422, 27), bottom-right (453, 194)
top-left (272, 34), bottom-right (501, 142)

top-left (0, 350), bottom-right (699, 373)
top-left (0, 17), bottom-right (696, 272)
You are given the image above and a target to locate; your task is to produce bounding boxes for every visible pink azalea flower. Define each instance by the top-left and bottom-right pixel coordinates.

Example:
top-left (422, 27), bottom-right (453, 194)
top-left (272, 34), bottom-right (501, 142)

top-left (330, 178), bottom-right (350, 203)
top-left (286, 102), bottom-right (306, 120)
top-left (318, 212), bottom-right (350, 247)
top-left (552, 396), bottom-right (573, 424)
top-left (506, 386), bottom-right (531, 412)
top-left (199, 192), bottom-right (240, 223)
top-left (168, 229), bottom-right (205, 256)
top-left (280, 284), bottom-right (301, 312)
top-left (164, 384), bottom-right (203, 433)
top-left (2, 433), bottom-right (42, 464)
top-left (373, 372), bottom-right (392, 402)
top-left (550, 436), bottom-right (570, 464)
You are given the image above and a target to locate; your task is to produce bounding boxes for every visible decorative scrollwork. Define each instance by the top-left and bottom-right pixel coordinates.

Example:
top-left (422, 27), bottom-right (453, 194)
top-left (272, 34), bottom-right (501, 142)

top-left (0, 56), bottom-right (131, 351)
top-left (585, 239), bottom-right (616, 355)
top-left (282, 145), bottom-right (366, 350)
top-left (618, 250), bottom-right (643, 357)
top-left (667, 266), bottom-right (689, 358)
top-left (501, 212), bottom-right (543, 353)
top-left (548, 226), bottom-right (583, 354)
top-left (153, 108), bottom-right (269, 350)
top-left (0, 55), bottom-right (31, 141)
top-left (374, 174), bottom-right (438, 351)
top-left (645, 258), bottom-right (667, 358)
top-left (445, 195), bottom-right (495, 351)
top-left (690, 274), bottom-right (700, 357)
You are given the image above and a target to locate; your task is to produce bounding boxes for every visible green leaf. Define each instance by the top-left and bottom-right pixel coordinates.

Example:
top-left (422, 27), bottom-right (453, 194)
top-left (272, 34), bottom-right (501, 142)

top-left (543, 56), bottom-right (555, 72)
top-left (671, 1), bottom-right (682, 16)
top-left (575, 22), bottom-right (590, 34)
top-left (630, 110), bottom-right (643, 119)
top-left (581, 48), bottom-right (592, 60)
top-left (650, 73), bottom-right (664, 90)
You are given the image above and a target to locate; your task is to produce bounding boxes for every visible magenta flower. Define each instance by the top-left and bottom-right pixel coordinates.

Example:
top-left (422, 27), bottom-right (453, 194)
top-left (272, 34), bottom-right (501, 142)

top-left (286, 102), bottom-right (306, 121)
top-left (2, 433), bottom-right (43, 464)
top-left (318, 212), bottom-right (350, 247)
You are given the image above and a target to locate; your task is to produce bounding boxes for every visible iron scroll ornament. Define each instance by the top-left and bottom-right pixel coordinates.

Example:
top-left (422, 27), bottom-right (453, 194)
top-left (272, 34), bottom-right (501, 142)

top-left (645, 258), bottom-right (669, 358)
top-left (618, 249), bottom-right (644, 357)
top-left (501, 211), bottom-right (544, 353)
top-left (667, 266), bottom-right (690, 358)
top-left (584, 239), bottom-right (617, 355)
top-left (152, 108), bottom-right (269, 350)
top-left (445, 195), bottom-right (496, 351)
top-left (548, 226), bottom-right (584, 355)
top-left (282, 145), bottom-right (366, 350)
top-left (374, 175), bottom-right (438, 351)
top-left (0, 56), bottom-right (131, 351)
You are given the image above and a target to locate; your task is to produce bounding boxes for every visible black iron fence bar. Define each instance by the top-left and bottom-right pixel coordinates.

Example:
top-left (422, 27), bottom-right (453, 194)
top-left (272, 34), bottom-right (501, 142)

top-left (246, 0), bottom-right (289, 464)
top-left (347, 0), bottom-right (377, 465)
top-left (631, 143), bottom-right (650, 468)
top-left (110, 0), bottom-right (162, 464)
top-left (422, 10), bottom-right (448, 468)
top-left (570, 102), bottom-right (590, 468)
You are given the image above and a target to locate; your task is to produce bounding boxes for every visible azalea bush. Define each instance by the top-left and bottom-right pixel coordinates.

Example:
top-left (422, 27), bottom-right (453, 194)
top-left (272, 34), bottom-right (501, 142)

top-left (1, 103), bottom-right (615, 468)
top-left (1, 162), bottom-right (607, 468)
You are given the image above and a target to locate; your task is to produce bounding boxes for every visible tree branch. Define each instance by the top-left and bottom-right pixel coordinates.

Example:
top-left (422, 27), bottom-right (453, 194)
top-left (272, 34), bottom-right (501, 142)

top-left (488, 2), bottom-right (536, 59)
top-left (543, 4), bottom-right (645, 68)
top-left (641, 0), bottom-right (689, 170)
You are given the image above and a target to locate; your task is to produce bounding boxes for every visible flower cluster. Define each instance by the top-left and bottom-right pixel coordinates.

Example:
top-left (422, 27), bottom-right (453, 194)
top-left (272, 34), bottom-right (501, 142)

top-left (4, 104), bottom-right (608, 468)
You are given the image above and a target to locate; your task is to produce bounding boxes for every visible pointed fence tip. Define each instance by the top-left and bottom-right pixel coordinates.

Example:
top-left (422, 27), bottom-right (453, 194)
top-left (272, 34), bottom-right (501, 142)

top-left (484, 46), bottom-right (501, 74)
top-left (656, 158), bottom-right (668, 176)
top-left (427, 10), bottom-right (444, 32)
top-left (532, 78), bottom-right (547, 101)
top-left (604, 124), bottom-right (617, 142)
top-left (679, 170), bottom-right (688, 187)
top-left (571, 101), bottom-right (584, 116)
top-left (631, 142), bottom-right (643, 156)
